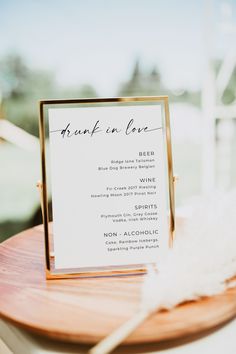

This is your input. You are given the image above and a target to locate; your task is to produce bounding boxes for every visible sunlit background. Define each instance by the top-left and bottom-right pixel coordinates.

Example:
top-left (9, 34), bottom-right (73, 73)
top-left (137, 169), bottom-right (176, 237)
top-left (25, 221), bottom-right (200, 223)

top-left (0, 0), bottom-right (236, 241)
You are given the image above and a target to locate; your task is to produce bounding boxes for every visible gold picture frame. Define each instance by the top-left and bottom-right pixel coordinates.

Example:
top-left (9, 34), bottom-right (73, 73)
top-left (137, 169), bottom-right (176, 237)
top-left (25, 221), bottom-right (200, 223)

top-left (39, 96), bottom-right (175, 279)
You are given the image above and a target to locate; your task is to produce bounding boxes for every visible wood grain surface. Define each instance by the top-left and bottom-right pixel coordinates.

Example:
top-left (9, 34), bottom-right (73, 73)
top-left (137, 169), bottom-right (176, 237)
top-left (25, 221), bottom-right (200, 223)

top-left (0, 224), bottom-right (236, 344)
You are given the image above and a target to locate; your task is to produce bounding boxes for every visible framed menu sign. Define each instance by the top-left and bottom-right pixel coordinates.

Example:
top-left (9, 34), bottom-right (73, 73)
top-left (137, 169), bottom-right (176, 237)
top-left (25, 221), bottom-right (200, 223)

top-left (39, 97), bottom-right (175, 279)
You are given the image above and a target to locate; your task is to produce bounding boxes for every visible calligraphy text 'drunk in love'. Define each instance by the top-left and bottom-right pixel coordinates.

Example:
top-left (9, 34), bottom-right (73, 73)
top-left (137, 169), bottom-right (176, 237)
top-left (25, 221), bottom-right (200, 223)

top-left (50, 119), bottom-right (162, 138)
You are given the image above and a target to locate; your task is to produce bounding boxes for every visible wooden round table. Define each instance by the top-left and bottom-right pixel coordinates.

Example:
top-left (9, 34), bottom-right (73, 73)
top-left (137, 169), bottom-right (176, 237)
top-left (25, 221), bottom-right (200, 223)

top-left (0, 224), bottom-right (236, 346)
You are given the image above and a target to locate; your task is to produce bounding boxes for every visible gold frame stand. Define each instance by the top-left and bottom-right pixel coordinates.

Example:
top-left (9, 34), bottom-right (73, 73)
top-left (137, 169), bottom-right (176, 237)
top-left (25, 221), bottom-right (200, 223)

top-left (38, 96), bottom-right (176, 279)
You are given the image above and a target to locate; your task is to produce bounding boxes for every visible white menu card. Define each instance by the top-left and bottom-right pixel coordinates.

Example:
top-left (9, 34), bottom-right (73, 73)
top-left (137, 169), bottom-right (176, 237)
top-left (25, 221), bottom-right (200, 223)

top-left (48, 104), bottom-right (169, 270)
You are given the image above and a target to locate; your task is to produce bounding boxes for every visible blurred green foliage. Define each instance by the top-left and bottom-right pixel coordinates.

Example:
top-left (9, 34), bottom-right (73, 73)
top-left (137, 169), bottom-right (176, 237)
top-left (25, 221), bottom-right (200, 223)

top-left (118, 59), bottom-right (201, 106)
top-left (0, 53), bottom-right (99, 239)
top-left (1, 55), bottom-right (234, 140)
top-left (0, 53), bottom-right (97, 136)
top-left (214, 59), bottom-right (236, 105)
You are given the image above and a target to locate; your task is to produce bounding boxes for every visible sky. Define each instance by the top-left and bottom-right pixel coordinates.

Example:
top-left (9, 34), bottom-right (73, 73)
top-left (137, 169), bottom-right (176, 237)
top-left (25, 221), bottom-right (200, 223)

top-left (0, 0), bottom-right (235, 95)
